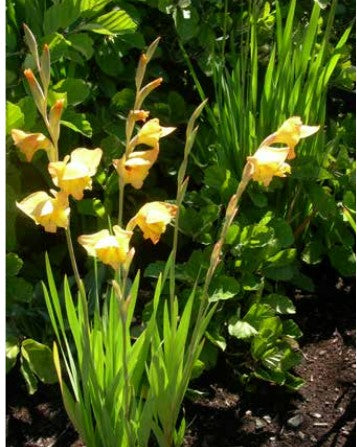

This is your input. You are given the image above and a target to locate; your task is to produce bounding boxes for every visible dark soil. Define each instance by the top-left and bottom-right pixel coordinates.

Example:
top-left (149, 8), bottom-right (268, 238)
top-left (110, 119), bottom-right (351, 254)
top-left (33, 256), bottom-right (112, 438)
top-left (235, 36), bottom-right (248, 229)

top-left (6, 269), bottom-right (355, 447)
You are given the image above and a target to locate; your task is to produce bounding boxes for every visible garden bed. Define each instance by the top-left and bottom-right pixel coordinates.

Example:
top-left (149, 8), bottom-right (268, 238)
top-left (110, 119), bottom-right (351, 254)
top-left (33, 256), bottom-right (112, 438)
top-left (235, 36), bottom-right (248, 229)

top-left (6, 268), bottom-right (355, 447)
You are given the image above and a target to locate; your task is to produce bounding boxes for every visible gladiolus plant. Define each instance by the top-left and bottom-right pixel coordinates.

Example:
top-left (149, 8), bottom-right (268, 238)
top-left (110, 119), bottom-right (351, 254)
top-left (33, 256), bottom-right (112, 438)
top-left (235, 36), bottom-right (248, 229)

top-left (13, 25), bottom-right (319, 447)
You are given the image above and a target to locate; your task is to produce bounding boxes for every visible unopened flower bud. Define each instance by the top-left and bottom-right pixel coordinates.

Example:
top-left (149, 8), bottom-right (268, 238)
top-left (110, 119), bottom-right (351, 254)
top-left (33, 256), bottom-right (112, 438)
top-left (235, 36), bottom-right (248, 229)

top-left (24, 69), bottom-right (46, 116)
top-left (226, 194), bottom-right (237, 219)
top-left (145, 37), bottom-right (160, 63)
top-left (23, 24), bottom-right (39, 68)
top-left (40, 44), bottom-right (51, 91)
top-left (135, 54), bottom-right (148, 90)
top-left (211, 241), bottom-right (222, 266)
top-left (132, 110), bottom-right (150, 122)
top-left (49, 99), bottom-right (64, 145)
top-left (136, 78), bottom-right (163, 109)
top-left (123, 247), bottom-right (135, 273)
top-left (112, 280), bottom-right (123, 302)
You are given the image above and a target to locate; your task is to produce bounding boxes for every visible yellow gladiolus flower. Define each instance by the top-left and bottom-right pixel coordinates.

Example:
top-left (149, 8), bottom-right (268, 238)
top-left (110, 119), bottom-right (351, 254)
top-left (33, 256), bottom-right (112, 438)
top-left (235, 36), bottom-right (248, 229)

top-left (113, 146), bottom-right (159, 189)
top-left (247, 146), bottom-right (291, 187)
top-left (11, 129), bottom-right (53, 162)
top-left (78, 226), bottom-right (133, 270)
top-left (48, 148), bottom-right (103, 200)
top-left (262, 116), bottom-right (320, 159)
top-left (127, 201), bottom-right (178, 244)
top-left (16, 190), bottom-right (70, 233)
top-left (136, 118), bottom-right (175, 147)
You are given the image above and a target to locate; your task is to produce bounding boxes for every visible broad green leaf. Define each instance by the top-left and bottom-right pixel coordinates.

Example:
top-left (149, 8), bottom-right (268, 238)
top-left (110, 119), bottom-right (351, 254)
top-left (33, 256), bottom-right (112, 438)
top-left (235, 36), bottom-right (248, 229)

top-left (20, 358), bottom-right (38, 395)
top-left (208, 275), bottom-right (240, 302)
top-left (173, 6), bottom-right (199, 43)
top-left (179, 204), bottom-right (220, 243)
top-left (67, 33), bottom-right (94, 59)
top-left (205, 327), bottom-right (226, 351)
top-left (204, 164), bottom-right (227, 191)
top-left (254, 366), bottom-right (285, 385)
top-left (261, 347), bottom-right (284, 369)
top-left (266, 249), bottom-right (296, 267)
top-left (43, 33), bottom-right (70, 62)
top-left (7, 277), bottom-right (33, 304)
top-left (53, 78), bottom-right (90, 105)
top-left (244, 303), bottom-right (275, 328)
top-left (144, 261), bottom-right (166, 279)
top-left (260, 294), bottom-right (296, 314)
top-left (280, 347), bottom-right (302, 371)
top-left (111, 88), bottom-right (135, 112)
top-left (263, 264), bottom-right (296, 281)
top-left (248, 189), bottom-right (268, 208)
top-left (225, 224), bottom-right (240, 245)
top-left (6, 101), bottom-right (24, 135)
top-left (284, 372), bottom-right (305, 390)
top-left (61, 110), bottom-right (92, 137)
top-left (240, 224), bottom-right (274, 248)
top-left (343, 190), bottom-right (356, 213)
top-left (6, 253), bottom-right (23, 277)
top-left (251, 336), bottom-right (269, 360)
top-left (6, 337), bottom-right (19, 373)
top-left (183, 248), bottom-right (211, 282)
top-left (168, 91), bottom-right (186, 121)
top-left (43, 2), bottom-right (81, 35)
top-left (17, 97), bottom-right (38, 130)
top-left (199, 341), bottom-right (218, 370)
top-left (21, 339), bottom-right (58, 384)
top-left (47, 90), bottom-right (68, 107)
top-left (191, 359), bottom-right (205, 379)
top-left (302, 240), bottom-right (324, 265)
top-left (82, 10), bottom-right (137, 35)
top-left (119, 32), bottom-right (146, 49)
top-left (95, 41), bottom-right (125, 76)
top-left (271, 218), bottom-right (294, 248)
top-left (309, 184), bottom-right (338, 219)
top-left (259, 317), bottom-right (283, 340)
top-left (329, 245), bottom-right (356, 277)
top-left (290, 271), bottom-right (315, 292)
top-left (241, 273), bottom-right (263, 291)
top-left (228, 317), bottom-right (257, 339)
top-left (282, 320), bottom-right (303, 339)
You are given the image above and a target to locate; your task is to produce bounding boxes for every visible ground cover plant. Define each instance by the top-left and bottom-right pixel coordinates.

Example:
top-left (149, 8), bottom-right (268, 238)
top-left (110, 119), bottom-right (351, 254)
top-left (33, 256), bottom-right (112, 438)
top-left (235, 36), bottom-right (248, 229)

top-left (163, 0), bottom-right (356, 387)
top-left (6, 0), bottom-right (355, 446)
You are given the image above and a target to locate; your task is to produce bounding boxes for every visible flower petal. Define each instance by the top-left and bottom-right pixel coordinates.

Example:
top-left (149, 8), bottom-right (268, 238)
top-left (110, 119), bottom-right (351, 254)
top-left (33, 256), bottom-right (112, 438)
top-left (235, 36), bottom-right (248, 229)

top-left (70, 148), bottom-right (103, 176)
top-left (11, 129), bottom-right (52, 162)
top-left (127, 201), bottom-right (177, 244)
top-left (16, 190), bottom-right (69, 232)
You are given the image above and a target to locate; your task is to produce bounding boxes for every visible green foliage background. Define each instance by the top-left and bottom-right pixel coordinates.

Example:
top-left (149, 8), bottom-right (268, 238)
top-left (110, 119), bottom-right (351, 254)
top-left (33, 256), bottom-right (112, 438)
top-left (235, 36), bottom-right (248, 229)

top-left (6, 0), bottom-right (355, 393)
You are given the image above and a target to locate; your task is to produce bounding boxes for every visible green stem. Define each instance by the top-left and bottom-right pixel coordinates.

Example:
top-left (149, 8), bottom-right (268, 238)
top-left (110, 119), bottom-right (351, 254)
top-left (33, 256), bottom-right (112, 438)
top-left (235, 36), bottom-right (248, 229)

top-left (65, 226), bottom-right (90, 331)
top-left (118, 178), bottom-right (125, 227)
top-left (65, 227), bottom-right (81, 291)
